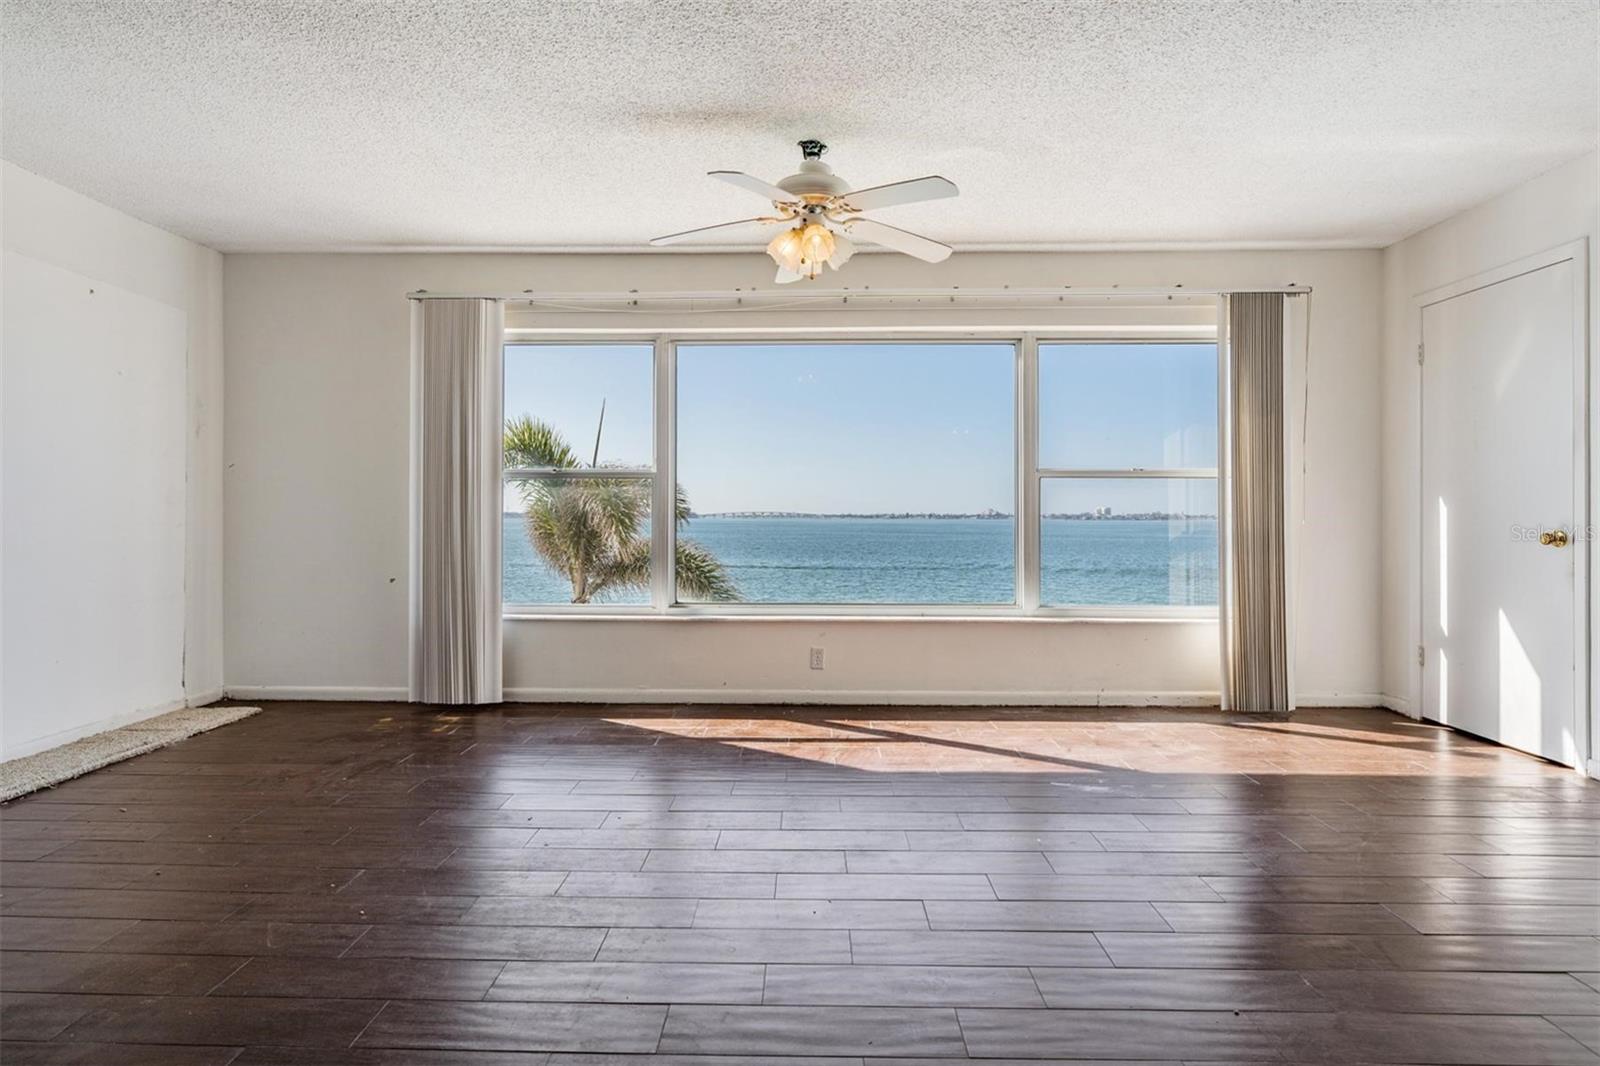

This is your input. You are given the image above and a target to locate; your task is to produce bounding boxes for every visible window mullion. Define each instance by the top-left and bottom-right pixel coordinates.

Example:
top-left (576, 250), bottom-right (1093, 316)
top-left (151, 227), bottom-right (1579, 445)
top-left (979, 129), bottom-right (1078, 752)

top-left (650, 337), bottom-right (676, 611)
top-left (1020, 334), bottom-right (1041, 612)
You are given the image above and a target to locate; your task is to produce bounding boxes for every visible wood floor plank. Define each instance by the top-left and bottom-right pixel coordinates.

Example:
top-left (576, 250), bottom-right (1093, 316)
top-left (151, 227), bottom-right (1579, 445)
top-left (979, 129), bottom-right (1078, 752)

top-left (957, 1006), bottom-right (1279, 1061)
top-left (97, 919), bottom-right (371, 958)
top-left (0, 861), bottom-right (151, 890)
top-left (716, 830), bottom-right (908, 851)
top-left (345, 923), bottom-right (606, 962)
top-left (0, 917), bottom-right (137, 952)
top-left (1151, 900), bottom-right (1422, 934)
top-left (904, 830), bottom-right (1102, 852)
top-left (595, 927), bottom-right (853, 964)
top-left (1249, 1009), bottom-right (1600, 1064)
top-left (842, 850), bottom-right (1054, 874)
top-left (1385, 903), bottom-right (1600, 936)
top-left (1453, 854), bottom-right (1600, 879)
top-left (445, 847), bottom-right (648, 872)
top-left (774, 873), bottom-right (995, 899)
top-left (988, 874), bottom-right (1220, 901)
top-left (556, 872), bottom-right (776, 898)
top-left (1428, 877), bottom-right (1600, 905)
top-left (761, 963), bottom-right (1044, 1007)
top-left (1201, 874), bottom-right (1454, 902)
top-left (640, 849), bottom-right (845, 873)
top-left (355, 1001), bottom-right (668, 1054)
top-left (0, 993), bottom-right (105, 1041)
top-left (58, 995), bottom-right (384, 1048)
top-left (212, 956), bottom-right (506, 1000)
top-left (657, 1004), bottom-right (966, 1057)
top-left (0, 1042), bottom-right (243, 1065)
top-left (1302, 970), bottom-right (1600, 1015)
top-left (1030, 965), bottom-right (1329, 1011)
top-left (0, 950), bottom-right (249, 996)
top-left (460, 897), bottom-right (699, 928)
top-left (1045, 850), bottom-right (1264, 875)
top-left (1095, 931), bottom-right (1386, 969)
top-left (847, 929), bottom-right (1112, 966)
top-left (486, 961), bottom-right (766, 1004)
top-left (692, 899), bottom-right (928, 929)
top-left (1, 887), bottom-right (261, 921)
top-left (1370, 934), bottom-right (1600, 972)
top-left (923, 899), bottom-right (1170, 931)
top-left (1551, 1015), bottom-right (1600, 1055)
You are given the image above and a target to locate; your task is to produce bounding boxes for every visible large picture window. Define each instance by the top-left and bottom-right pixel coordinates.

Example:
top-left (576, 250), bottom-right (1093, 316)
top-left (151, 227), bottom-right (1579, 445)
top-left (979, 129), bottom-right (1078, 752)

top-left (677, 342), bottom-right (1016, 604)
top-left (501, 336), bottom-right (1219, 615)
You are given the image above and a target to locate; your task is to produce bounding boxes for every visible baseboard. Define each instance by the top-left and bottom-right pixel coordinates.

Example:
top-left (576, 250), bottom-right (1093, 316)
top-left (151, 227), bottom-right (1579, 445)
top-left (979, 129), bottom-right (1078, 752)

top-left (218, 685), bottom-right (1393, 712)
top-left (1379, 694), bottom-right (1418, 718)
top-left (223, 685), bottom-right (410, 702)
top-left (500, 687), bottom-right (1225, 707)
top-left (1, 695), bottom-right (189, 762)
top-left (1295, 692), bottom-right (1387, 709)
top-left (184, 686), bottom-right (226, 708)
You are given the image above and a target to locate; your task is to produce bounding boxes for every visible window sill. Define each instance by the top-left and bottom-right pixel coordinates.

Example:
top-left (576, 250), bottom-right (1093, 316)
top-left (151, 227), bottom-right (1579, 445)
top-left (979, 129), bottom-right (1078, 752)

top-left (503, 609), bottom-right (1217, 624)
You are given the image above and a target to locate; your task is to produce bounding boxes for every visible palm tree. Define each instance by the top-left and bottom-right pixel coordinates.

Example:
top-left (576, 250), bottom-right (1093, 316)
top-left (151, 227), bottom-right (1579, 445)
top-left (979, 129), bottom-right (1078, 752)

top-left (504, 415), bottom-right (738, 603)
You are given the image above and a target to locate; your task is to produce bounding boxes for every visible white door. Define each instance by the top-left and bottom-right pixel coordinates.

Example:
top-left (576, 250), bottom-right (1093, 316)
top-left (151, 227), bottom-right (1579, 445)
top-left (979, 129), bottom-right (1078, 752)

top-left (1421, 257), bottom-right (1583, 766)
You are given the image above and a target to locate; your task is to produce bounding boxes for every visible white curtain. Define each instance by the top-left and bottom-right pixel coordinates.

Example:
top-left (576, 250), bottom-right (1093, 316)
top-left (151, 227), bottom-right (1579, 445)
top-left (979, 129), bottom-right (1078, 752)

top-left (1222, 292), bottom-right (1292, 713)
top-left (410, 297), bottom-right (504, 704)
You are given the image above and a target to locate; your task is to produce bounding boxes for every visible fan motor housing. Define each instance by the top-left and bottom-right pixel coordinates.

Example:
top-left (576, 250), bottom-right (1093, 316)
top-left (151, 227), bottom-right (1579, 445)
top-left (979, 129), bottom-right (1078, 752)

top-left (777, 159), bottom-right (851, 200)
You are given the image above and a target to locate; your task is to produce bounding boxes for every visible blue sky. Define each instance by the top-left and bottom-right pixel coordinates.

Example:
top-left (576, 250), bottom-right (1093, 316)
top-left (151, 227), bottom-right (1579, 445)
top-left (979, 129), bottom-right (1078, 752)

top-left (503, 341), bottom-right (1216, 514)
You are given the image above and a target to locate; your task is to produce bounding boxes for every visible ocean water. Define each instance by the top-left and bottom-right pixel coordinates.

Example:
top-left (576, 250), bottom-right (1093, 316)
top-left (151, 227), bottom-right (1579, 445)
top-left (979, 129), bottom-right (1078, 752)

top-left (503, 514), bottom-right (1217, 607)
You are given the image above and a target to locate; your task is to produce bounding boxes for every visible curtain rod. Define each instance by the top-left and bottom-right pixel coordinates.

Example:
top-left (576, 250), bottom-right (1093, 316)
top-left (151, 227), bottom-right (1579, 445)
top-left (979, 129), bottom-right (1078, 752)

top-left (407, 285), bottom-right (1313, 301)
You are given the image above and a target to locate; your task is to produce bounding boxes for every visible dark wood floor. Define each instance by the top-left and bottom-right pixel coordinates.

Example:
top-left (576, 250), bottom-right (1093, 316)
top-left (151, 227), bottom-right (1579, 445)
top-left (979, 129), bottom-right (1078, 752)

top-left (1, 703), bottom-right (1597, 1065)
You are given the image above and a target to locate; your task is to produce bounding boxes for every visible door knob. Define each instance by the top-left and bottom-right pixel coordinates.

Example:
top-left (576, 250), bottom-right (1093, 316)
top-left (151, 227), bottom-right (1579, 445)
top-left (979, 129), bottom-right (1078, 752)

top-left (1540, 529), bottom-right (1571, 548)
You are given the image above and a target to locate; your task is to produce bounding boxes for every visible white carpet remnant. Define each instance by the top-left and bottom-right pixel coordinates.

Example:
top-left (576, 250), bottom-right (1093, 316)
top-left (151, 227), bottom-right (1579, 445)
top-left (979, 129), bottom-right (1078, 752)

top-left (0, 705), bottom-right (262, 802)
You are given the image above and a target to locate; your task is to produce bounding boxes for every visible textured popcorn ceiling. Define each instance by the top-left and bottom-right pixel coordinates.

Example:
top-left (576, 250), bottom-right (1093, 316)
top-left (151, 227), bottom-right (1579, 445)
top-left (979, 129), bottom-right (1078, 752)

top-left (2, 0), bottom-right (1595, 252)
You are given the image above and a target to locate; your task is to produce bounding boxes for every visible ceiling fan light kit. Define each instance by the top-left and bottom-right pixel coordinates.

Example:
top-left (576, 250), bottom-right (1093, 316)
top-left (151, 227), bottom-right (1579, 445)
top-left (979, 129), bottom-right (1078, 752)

top-left (650, 140), bottom-right (959, 283)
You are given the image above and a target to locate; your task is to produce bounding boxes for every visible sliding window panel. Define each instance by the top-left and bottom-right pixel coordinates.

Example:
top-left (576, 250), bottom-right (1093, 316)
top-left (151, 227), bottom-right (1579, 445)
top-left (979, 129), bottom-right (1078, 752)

top-left (504, 476), bottom-right (653, 605)
top-left (1040, 477), bottom-right (1218, 607)
top-left (502, 342), bottom-right (655, 608)
top-left (1039, 342), bottom-right (1218, 469)
top-left (675, 342), bottom-right (1017, 605)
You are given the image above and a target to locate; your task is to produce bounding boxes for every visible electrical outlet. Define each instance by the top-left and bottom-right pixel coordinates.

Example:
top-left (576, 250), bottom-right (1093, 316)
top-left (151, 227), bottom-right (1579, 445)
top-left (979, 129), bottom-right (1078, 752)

top-left (809, 646), bottom-right (825, 670)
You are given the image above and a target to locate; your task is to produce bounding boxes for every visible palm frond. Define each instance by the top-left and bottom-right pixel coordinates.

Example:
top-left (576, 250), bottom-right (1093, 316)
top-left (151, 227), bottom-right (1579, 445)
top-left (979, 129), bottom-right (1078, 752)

top-left (588, 535), bottom-right (652, 600)
top-left (675, 538), bottom-right (740, 602)
top-left (504, 416), bottom-right (579, 470)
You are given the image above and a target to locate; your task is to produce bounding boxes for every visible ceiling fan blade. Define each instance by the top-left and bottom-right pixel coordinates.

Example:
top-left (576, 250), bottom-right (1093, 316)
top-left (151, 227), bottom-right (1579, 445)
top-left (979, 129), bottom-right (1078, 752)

top-left (837, 175), bottom-right (958, 212)
top-left (843, 217), bottom-right (953, 263)
top-left (774, 266), bottom-right (805, 284)
top-left (649, 217), bottom-right (776, 246)
top-left (709, 170), bottom-right (799, 203)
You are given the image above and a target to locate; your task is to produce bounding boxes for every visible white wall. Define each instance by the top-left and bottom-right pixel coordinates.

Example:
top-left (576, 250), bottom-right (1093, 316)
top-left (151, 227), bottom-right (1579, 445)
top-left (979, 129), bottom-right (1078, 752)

top-left (0, 163), bottom-right (225, 760)
top-left (224, 248), bottom-right (1382, 706)
top-left (1380, 151), bottom-right (1600, 731)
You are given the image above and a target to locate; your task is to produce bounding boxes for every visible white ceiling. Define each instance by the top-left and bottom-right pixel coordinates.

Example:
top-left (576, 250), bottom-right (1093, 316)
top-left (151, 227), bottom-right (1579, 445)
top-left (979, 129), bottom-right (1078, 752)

top-left (3, 0), bottom-right (1595, 253)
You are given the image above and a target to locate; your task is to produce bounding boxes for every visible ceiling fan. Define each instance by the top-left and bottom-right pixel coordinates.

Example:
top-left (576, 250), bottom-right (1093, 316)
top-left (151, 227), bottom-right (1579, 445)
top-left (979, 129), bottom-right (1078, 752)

top-left (649, 140), bottom-right (959, 284)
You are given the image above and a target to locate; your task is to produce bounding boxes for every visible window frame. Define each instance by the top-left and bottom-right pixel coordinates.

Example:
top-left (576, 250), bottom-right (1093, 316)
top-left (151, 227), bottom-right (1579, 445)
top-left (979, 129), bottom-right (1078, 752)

top-left (501, 339), bottom-right (660, 613)
top-left (1033, 339), bottom-right (1222, 618)
top-left (501, 331), bottom-right (1219, 620)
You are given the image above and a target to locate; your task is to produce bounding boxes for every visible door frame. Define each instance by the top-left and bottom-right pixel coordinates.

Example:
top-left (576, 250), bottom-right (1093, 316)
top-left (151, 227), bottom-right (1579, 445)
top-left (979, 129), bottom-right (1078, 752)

top-left (1413, 238), bottom-right (1590, 772)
